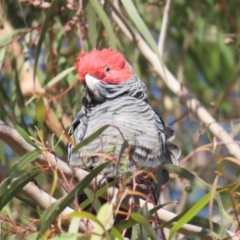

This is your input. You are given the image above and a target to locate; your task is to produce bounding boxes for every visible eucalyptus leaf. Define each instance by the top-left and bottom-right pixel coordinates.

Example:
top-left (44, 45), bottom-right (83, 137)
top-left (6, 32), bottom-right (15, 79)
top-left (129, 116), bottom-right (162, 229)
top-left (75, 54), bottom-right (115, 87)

top-left (72, 125), bottom-right (110, 153)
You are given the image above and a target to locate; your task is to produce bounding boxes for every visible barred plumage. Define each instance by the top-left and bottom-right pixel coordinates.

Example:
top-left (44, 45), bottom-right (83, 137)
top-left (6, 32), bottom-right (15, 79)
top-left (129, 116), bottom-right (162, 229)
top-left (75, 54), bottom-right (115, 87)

top-left (67, 49), bottom-right (180, 203)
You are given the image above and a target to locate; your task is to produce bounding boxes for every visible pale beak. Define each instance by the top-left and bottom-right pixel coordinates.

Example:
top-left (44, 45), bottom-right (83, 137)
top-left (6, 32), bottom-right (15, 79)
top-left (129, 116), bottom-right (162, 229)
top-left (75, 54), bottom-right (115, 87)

top-left (85, 74), bottom-right (100, 92)
top-left (85, 74), bottom-right (103, 101)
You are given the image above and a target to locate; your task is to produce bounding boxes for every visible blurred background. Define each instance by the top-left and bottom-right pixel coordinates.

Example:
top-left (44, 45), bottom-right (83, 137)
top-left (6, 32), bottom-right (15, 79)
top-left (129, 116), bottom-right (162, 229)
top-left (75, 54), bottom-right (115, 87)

top-left (0, 0), bottom-right (240, 238)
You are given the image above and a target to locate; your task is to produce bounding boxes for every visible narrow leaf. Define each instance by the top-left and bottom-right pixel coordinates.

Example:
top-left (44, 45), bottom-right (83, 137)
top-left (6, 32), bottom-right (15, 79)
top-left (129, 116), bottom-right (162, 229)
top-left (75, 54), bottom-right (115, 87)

top-left (34, 0), bottom-right (61, 80)
top-left (9, 149), bottom-right (40, 177)
top-left (86, 4), bottom-right (98, 48)
top-left (95, 201), bottom-right (114, 233)
top-left (80, 181), bottom-right (114, 210)
top-left (68, 217), bottom-right (80, 234)
top-left (68, 211), bottom-right (108, 239)
top-left (130, 213), bottom-right (158, 240)
top-left (169, 193), bottom-right (211, 240)
top-left (163, 164), bottom-right (231, 223)
top-left (72, 125), bottom-right (110, 153)
top-left (0, 40), bottom-right (7, 70)
top-left (114, 218), bottom-right (136, 232)
top-left (163, 164), bottom-right (211, 192)
top-left (35, 96), bottom-right (45, 124)
top-left (120, 0), bottom-right (161, 59)
top-left (187, 230), bottom-right (211, 240)
top-left (50, 233), bottom-right (82, 240)
top-left (82, 188), bottom-right (102, 212)
top-left (90, 0), bottom-right (116, 49)
top-left (110, 227), bottom-right (124, 240)
top-left (0, 168), bottom-right (40, 210)
top-left (14, 123), bottom-right (36, 147)
top-left (45, 67), bottom-right (75, 89)
top-left (37, 162), bottom-right (110, 239)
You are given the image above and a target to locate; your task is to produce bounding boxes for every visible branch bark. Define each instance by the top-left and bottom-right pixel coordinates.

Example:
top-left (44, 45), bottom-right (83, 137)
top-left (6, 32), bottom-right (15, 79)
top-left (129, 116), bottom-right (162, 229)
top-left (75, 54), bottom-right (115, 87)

top-left (110, 1), bottom-right (240, 161)
top-left (0, 119), bottom-right (237, 239)
top-left (0, 163), bottom-right (89, 232)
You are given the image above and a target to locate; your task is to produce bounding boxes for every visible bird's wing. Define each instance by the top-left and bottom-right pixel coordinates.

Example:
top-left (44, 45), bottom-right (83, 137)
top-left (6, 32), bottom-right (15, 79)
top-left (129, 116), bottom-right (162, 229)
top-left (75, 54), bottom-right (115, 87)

top-left (67, 109), bottom-right (88, 165)
top-left (152, 109), bottom-right (180, 165)
top-left (152, 109), bottom-right (181, 203)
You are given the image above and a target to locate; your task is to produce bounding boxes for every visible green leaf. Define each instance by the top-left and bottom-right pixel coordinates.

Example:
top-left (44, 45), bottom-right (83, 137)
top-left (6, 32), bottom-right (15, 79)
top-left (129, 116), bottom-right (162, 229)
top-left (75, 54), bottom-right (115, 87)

top-left (50, 233), bottom-right (82, 240)
top-left (72, 125), bottom-right (110, 153)
top-left (110, 227), bottom-right (124, 240)
top-left (16, 195), bottom-right (40, 211)
top-left (169, 193), bottom-right (211, 240)
top-left (114, 218), bottom-right (136, 232)
top-left (156, 165), bottom-right (231, 238)
top-left (14, 123), bottom-right (36, 147)
top-left (35, 96), bottom-right (45, 125)
top-left (68, 211), bottom-right (110, 239)
top-left (120, 0), bottom-right (160, 59)
top-left (89, 0), bottom-right (117, 49)
top-left (163, 164), bottom-right (231, 222)
top-left (164, 164), bottom-right (211, 192)
top-left (114, 140), bottom-right (128, 186)
top-left (0, 149), bottom-right (40, 209)
top-left (82, 188), bottom-right (102, 212)
top-left (158, 206), bottom-right (230, 238)
top-left (130, 213), bottom-right (158, 240)
top-left (86, 4), bottom-right (98, 48)
top-left (80, 181), bottom-right (114, 210)
top-left (37, 162), bottom-right (110, 239)
top-left (148, 201), bottom-right (173, 216)
top-left (9, 149), bottom-right (40, 177)
top-left (0, 29), bottom-right (27, 48)
top-left (187, 230), bottom-right (211, 240)
top-left (95, 201), bottom-right (114, 233)
top-left (0, 168), bottom-right (41, 210)
top-left (0, 38), bottom-right (7, 71)
top-left (131, 225), bottom-right (139, 240)
top-left (13, 59), bottom-right (25, 107)
top-left (34, 0), bottom-right (61, 80)
top-left (27, 233), bottom-right (39, 240)
top-left (45, 67), bottom-right (75, 89)
top-left (188, 216), bottom-right (229, 238)
top-left (50, 169), bottom-right (58, 196)
top-left (68, 217), bottom-right (80, 235)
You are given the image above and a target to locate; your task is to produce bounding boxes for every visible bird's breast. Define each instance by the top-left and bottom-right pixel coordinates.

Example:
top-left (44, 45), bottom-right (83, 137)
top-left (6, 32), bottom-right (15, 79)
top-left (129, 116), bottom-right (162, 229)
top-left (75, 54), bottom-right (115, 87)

top-left (71, 96), bottom-right (163, 178)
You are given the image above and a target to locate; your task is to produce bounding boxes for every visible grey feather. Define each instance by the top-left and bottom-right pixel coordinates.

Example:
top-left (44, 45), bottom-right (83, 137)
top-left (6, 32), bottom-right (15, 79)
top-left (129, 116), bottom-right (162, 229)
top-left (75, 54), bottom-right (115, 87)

top-left (67, 72), bottom-right (180, 203)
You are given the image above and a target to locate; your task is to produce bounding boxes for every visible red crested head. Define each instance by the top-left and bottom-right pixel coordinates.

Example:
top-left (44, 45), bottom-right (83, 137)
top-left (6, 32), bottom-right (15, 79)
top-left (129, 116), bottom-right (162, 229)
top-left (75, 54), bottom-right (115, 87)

top-left (75, 49), bottom-right (133, 85)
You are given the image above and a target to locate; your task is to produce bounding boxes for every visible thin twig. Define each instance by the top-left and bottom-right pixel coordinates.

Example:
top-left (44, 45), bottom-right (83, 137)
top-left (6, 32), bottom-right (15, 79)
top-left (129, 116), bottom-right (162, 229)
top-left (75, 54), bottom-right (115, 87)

top-left (0, 119), bottom-right (238, 239)
top-left (169, 110), bottom-right (188, 125)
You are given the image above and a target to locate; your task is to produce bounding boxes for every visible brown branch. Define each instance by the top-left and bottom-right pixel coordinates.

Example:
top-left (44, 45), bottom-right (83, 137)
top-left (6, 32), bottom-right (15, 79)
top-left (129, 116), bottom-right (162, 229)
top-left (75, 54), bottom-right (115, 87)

top-left (0, 119), bottom-right (237, 239)
top-left (0, 163), bottom-right (89, 232)
top-left (110, 1), bottom-right (240, 161)
top-left (0, 119), bottom-right (77, 180)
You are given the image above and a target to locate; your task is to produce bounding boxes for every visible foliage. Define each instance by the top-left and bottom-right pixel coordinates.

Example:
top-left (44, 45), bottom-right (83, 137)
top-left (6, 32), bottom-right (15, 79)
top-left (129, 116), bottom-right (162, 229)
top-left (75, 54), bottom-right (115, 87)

top-left (0, 0), bottom-right (240, 239)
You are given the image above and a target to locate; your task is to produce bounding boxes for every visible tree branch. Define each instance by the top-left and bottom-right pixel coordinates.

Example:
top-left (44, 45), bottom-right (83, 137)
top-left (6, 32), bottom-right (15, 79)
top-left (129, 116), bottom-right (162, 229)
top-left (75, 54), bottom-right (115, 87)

top-left (0, 162), bottom-right (89, 232)
top-left (110, 1), bottom-right (240, 161)
top-left (0, 119), bottom-right (237, 239)
top-left (0, 119), bottom-right (74, 178)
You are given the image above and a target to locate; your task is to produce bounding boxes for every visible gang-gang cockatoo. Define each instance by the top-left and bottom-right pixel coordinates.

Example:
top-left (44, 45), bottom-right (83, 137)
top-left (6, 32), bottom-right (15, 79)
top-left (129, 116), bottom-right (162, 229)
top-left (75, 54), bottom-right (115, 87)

top-left (67, 49), bottom-right (180, 203)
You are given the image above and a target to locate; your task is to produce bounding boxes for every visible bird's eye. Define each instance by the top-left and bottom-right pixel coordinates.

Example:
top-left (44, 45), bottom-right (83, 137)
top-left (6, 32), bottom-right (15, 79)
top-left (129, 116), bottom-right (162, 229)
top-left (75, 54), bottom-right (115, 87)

top-left (105, 67), bottom-right (111, 73)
